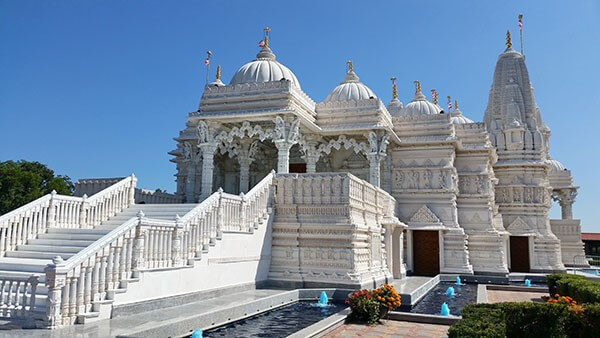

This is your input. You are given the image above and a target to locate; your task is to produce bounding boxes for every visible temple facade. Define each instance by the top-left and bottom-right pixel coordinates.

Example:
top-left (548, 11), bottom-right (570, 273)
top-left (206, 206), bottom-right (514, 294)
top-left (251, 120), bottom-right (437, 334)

top-left (169, 30), bottom-right (585, 277)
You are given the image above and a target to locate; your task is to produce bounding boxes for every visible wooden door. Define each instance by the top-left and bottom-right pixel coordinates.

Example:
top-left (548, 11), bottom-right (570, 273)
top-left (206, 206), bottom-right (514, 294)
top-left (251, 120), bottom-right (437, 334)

top-left (510, 236), bottom-right (530, 272)
top-left (413, 230), bottom-right (440, 276)
top-left (289, 163), bottom-right (307, 173)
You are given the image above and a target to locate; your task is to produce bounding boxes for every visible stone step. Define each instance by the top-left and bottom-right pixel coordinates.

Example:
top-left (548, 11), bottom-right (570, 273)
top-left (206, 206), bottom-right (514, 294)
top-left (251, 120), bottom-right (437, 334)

top-left (0, 258), bottom-right (50, 273)
top-left (5, 250), bottom-right (76, 260)
top-left (17, 244), bottom-right (84, 254)
top-left (28, 238), bottom-right (96, 247)
top-left (37, 233), bottom-right (104, 241)
top-left (47, 228), bottom-right (112, 235)
top-left (0, 269), bottom-right (46, 283)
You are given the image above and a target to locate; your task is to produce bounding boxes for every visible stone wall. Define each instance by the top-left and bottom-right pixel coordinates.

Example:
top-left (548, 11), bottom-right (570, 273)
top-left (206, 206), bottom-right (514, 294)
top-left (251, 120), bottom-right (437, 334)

top-left (269, 173), bottom-right (399, 288)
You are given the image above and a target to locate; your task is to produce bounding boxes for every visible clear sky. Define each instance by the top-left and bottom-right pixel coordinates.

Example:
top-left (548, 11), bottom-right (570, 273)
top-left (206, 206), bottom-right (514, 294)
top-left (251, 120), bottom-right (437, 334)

top-left (1, 1), bottom-right (599, 231)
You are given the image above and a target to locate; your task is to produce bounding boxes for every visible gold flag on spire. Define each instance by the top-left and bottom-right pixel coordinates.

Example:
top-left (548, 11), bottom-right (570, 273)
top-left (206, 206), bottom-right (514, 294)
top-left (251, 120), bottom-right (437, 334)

top-left (413, 80), bottom-right (421, 94)
top-left (347, 60), bottom-right (353, 73)
top-left (391, 77), bottom-right (398, 99)
top-left (216, 65), bottom-right (221, 80)
top-left (506, 30), bottom-right (512, 48)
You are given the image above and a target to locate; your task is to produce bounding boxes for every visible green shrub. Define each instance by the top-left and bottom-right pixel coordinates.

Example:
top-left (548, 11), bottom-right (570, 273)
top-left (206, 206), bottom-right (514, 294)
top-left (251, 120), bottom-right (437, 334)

top-left (501, 302), bottom-right (579, 338)
top-left (581, 303), bottom-right (600, 337)
top-left (448, 304), bottom-right (505, 338)
top-left (547, 273), bottom-right (600, 303)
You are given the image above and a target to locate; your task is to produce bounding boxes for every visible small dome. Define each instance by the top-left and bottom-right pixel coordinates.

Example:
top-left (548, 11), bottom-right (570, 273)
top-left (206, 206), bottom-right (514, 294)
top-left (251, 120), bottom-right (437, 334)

top-left (450, 109), bottom-right (474, 124)
top-left (546, 159), bottom-right (567, 172)
top-left (324, 69), bottom-right (377, 103)
top-left (400, 91), bottom-right (441, 116)
top-left (229, 47), bottom-right (300, 89)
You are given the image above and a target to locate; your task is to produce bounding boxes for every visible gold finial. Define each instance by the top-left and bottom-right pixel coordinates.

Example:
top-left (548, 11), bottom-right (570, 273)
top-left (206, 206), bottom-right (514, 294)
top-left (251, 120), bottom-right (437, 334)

top-left (430, 89), bottom-right (438, 104)
top-left (506, 30), bottom-right (512, 48)
top-left (347, 60), bottom-right (354, 73)
top-left (264, 26), bottom-right (271, 48)
top-left (454, 100), bottom-right (459, 110)
top-left (216, 65), bottom-right (221, 80)
top-left (413, 80), bottom-right (421, 94)
top-left (391, 77), bottom-right (398, 99)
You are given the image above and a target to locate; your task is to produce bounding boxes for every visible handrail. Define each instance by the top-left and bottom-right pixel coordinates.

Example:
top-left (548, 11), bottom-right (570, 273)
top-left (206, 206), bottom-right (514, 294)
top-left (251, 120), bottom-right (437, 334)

top-left (0, 195), bottom-right (51, 222)
top-left (54, 218), bottom-right (138, 274)
top-left (43, 172), bottom-right (275, 328)
top-left (86, 175), bottom-right (135, 204)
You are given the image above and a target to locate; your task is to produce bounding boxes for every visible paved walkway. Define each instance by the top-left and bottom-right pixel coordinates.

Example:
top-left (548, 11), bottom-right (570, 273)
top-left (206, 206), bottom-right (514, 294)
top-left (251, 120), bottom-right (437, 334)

top-left (324, 320), bottom-right (449, 338)
top-left (487, 289), bottom-right (546, 303)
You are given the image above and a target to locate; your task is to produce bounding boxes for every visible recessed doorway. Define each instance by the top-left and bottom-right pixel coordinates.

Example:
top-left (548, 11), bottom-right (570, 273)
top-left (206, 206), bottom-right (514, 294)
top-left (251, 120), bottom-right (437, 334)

top-left (412, 230), bottom-right (440, 276)
top-left (509, 236), bottom-right (530, 272)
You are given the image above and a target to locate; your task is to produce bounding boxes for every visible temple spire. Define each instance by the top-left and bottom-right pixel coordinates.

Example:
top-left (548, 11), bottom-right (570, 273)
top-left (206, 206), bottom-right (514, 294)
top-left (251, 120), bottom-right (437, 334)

top-left (413, 80), bottom-right (421, 94)
top-left (391, 77), bottom-right (398, 99)
top-left (430, 89), bottom-right (439, 105)
top-left (506, 30), bottom-right (512, 49)
top-left (347, 60), bottom-right (354, 73)
top-left (216, 65), bottom-right (221, 80)
top-left (263, 26), bottom-right (271, 48)
top-left (454, 100), bottom-right (459, 110)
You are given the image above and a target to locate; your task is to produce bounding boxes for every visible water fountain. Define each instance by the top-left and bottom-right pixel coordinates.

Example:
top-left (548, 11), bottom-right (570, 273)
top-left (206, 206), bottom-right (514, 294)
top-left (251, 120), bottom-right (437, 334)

top-left (441, 302), bottom-right (450, 316)
top-left (315, 291), bottom-right (329, 307)
top-left (446, 286), bottom-right (456, 297)
top-left (524, 279), bottom-right (531, 287)
top-left (191, 328), bottom-right (203, 338)
top-left (455, 276), bottom-right (463, 285)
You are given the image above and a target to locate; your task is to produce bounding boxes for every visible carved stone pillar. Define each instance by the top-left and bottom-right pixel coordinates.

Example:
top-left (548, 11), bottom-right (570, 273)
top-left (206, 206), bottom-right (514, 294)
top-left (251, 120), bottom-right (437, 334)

top-left (274, 140), bottom-right (293, 174)
top-left (185, 164), bottom-right (196, 203)
top-left (199, 143), bottom-right (217, 200)
top-left (272, 116), bottom-right (300, 174)
top-left (367, 154), bottom-right (383, 187)
top-left (44, 256), bottom-right (67, 328)
top-left (367, 131), bottom-right (390, 187)
top-left (555, 188), bottom-right (577, 220)
top-left (237, 140), bottom-right (258, 193)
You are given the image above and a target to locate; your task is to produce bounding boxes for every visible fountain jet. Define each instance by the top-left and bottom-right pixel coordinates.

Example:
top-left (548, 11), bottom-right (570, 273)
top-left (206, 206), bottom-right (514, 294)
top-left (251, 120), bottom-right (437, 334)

top-left (316, 291), bottom-right (329, 307)
top-left (446, 286), bottom-right (456, 297)
top-left (441, 302), bottom-right (450, 316)
top-left (525, 279), bottom-right (531, 287)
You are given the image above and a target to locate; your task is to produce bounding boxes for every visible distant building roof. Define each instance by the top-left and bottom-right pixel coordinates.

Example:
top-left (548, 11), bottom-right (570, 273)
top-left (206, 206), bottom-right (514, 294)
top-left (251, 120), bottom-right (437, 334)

top-left (582, 233), bottom-right (600, 241)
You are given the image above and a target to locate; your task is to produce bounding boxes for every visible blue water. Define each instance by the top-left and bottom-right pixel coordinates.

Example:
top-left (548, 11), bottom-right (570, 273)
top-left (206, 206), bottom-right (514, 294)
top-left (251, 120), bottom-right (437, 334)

top-left (407, 282), bottom-right (478, 316)
top-left (202, 301), bottom-right (345, 337)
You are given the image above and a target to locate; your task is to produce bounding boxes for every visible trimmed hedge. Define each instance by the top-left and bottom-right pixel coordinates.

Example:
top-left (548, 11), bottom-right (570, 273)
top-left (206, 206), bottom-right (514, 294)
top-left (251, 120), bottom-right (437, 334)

top-left (547, 273), bottom-right (600, 304)
top-left (448, 302), bottom-right (600, 338)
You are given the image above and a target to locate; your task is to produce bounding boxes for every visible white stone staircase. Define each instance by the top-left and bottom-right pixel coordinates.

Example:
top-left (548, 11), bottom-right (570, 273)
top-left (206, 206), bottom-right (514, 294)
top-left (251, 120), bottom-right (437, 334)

top-left (0, 172), bottom-right (275, 328)
top-left (0, 204), bottom-right (196, 323)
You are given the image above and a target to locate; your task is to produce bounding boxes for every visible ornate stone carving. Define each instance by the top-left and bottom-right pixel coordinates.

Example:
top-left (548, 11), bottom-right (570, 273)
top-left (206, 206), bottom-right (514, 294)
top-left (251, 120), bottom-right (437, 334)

top-left (409, 205), bottom-right (441, 224)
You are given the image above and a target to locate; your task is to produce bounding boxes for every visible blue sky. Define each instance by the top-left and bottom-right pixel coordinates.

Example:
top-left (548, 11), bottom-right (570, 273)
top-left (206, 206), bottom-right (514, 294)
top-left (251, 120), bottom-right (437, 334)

top-left (1, 1), bottom-right (599, 231)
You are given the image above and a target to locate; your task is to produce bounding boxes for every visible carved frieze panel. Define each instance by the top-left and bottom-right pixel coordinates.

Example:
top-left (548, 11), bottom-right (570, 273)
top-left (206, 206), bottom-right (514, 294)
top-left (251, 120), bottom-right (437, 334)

top-left (392, 168), bottom-right (456, 191)
top-left (495, 186), bottom-right (550, 205)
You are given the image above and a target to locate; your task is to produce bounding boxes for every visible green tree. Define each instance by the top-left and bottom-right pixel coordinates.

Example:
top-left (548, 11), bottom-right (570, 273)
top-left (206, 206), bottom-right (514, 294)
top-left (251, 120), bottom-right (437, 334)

top-left (0, 160), bottom-right (74, 215)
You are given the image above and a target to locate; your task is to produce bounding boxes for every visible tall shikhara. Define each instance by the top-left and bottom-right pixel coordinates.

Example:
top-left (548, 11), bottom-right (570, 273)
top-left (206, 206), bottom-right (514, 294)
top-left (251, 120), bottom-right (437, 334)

top-left (483, 38), bottom-right (564, 272)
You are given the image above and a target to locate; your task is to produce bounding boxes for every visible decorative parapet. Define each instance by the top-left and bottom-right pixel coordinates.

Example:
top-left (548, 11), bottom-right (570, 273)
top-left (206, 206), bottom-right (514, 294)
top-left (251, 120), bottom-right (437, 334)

top-left (135, 189), bottom-right (183, 204)
top-left (270, 173), bottom-right (400, 287)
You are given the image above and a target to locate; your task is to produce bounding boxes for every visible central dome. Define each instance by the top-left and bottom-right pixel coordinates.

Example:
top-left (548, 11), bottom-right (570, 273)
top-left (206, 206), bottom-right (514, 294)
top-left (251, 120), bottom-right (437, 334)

top-left (324, 66), bottom-right (377, 103)
top-left (229, 47), bottom-right (301, 89)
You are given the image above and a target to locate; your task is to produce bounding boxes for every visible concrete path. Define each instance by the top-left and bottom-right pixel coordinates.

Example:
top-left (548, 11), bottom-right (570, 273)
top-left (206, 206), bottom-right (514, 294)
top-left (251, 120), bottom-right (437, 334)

top-left (487, 289), bottom-right (547, 303)
top-left (324, 320), bottom-right (449, 338)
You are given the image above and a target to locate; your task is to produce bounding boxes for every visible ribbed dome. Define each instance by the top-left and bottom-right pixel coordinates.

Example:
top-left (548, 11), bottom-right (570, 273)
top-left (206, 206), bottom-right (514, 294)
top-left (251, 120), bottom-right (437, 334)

top-left (450, 109), bottom-right (474, 124)
top-left (324, 70), bottom-right (377, 103)
top-left (229, 47), bottom-right (300, 89)
top-left (546, 159), bottom-right (567, 172)
top-left (399, 91), bottom-right (441, 116)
